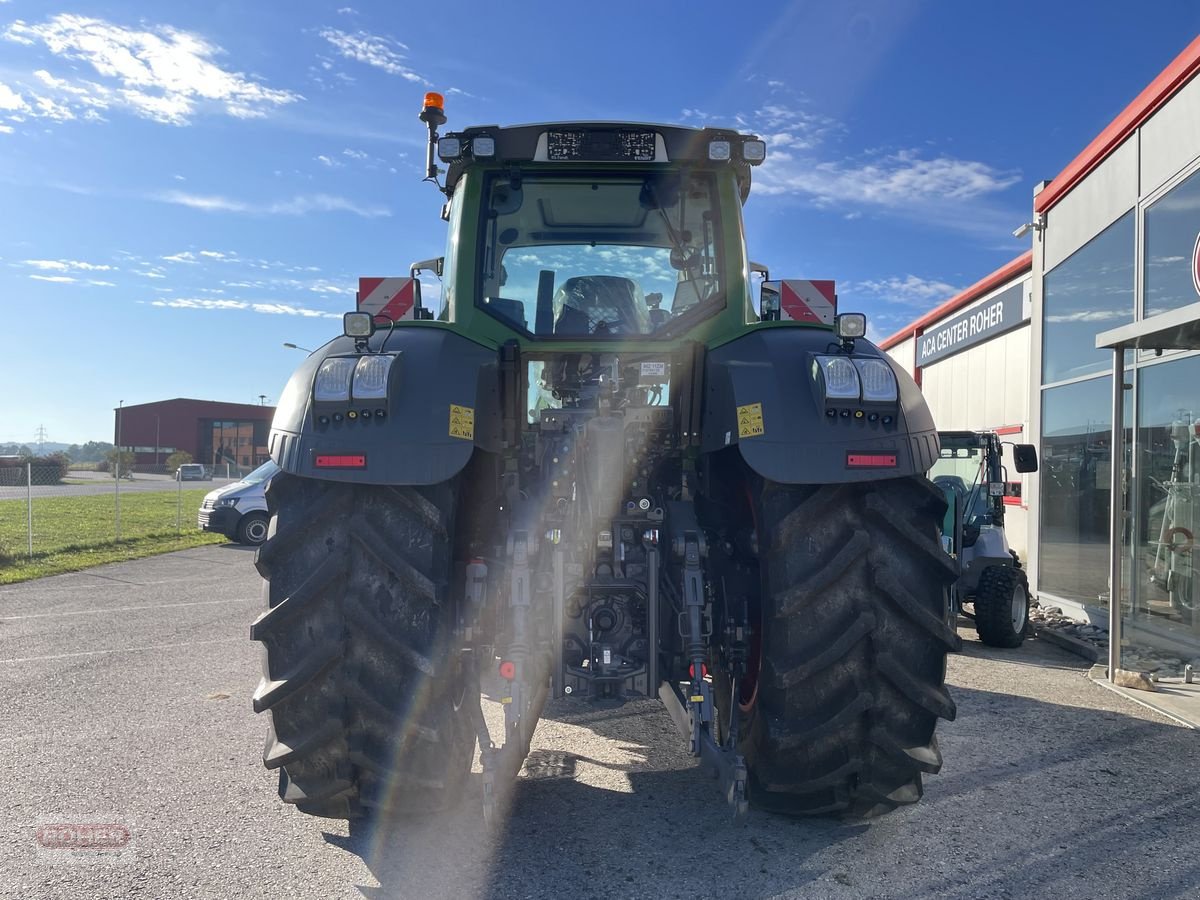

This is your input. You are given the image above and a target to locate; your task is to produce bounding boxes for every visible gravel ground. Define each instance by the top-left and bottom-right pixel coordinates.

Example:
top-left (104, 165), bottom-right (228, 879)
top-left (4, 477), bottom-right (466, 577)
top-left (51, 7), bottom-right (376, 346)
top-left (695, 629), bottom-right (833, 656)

top-left (1, 546), bottom-right (1197, 899)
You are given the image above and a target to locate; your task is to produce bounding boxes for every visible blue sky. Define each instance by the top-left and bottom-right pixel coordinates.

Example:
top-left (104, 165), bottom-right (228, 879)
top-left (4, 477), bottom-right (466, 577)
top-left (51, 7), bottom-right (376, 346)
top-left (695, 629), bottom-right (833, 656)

top-left (2, 1), bottom-right (1198, 444)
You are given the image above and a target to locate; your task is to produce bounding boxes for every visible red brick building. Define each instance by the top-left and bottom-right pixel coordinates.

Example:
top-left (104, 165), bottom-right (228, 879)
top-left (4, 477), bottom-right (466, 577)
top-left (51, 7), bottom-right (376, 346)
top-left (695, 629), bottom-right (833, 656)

top-left (113, 399), bottom-right (276, 469)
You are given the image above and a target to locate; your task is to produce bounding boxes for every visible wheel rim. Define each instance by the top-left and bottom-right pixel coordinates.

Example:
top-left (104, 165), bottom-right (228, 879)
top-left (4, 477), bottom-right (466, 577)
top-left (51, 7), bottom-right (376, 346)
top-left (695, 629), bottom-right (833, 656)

top-left (245, 518), bottom-right (268, 543)
top-left (1011, 583), bottom-right (1027, 632)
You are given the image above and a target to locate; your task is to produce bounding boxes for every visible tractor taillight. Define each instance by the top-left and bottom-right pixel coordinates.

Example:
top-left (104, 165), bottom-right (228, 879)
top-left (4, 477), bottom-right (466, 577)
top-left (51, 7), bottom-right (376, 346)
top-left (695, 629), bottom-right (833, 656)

top-left (314, 454), bottom-right (366, 468)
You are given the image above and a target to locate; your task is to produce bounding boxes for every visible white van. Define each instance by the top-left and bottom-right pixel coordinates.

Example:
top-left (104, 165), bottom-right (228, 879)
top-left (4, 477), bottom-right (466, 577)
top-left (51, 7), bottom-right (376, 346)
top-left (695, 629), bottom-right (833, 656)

top-left (197, 459), bottom-right (278, 545)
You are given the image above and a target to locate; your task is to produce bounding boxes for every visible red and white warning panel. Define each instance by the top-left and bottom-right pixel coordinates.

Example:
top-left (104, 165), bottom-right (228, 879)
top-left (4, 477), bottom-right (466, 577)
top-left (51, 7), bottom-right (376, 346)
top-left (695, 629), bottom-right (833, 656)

top-left (770, 279), bottom-right (837, 325)
top-left (358, 277), bottom-right (416, 323)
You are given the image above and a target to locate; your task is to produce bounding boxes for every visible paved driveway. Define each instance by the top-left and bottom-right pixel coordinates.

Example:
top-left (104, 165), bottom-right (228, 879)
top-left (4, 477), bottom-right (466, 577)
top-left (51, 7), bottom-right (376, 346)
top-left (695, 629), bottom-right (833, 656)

top-left (1, 547), bottom-right (1196, 899)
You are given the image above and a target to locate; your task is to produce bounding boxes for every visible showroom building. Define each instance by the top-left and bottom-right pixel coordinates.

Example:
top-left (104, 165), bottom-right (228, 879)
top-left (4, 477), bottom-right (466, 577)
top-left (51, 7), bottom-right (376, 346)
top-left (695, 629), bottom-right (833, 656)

top-left (113, 398), bottom-right (276, 472)
top-left (882, 35), bottom-right (1200, 693)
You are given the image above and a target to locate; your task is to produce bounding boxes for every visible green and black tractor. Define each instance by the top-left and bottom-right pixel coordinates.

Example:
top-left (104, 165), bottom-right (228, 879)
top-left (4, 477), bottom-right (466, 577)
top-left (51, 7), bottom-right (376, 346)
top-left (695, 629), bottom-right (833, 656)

top-left (250, 93), bottom-right (959, 822)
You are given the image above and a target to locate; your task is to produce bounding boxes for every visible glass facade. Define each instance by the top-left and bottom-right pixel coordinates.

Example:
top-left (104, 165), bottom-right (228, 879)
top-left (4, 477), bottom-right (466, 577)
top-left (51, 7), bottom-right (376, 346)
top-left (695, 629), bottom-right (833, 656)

top-left (1042, 210), bottom-right (1135, 384)
top-left (1125, 355), bottom-right (1200, 675)
top-left (199, 419), bottom-right (270, 469)
top-left (1039, 210), bottom-right (1138, 608)
top-left (1040, 377), bottom-right (1119, 606)
top-left (1144, 168), bottom-right (1200, 318)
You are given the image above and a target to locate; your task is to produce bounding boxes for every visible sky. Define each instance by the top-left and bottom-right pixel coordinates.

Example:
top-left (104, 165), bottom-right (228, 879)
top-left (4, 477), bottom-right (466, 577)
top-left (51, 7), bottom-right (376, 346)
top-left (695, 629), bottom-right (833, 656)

top-left (2, 1), bottom-right (1199, 445)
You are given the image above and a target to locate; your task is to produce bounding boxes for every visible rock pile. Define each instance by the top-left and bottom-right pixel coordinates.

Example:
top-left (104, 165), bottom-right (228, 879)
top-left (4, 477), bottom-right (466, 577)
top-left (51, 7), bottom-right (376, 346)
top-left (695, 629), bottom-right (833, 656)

top-left (1029, 605), bottom-right (1199, 680)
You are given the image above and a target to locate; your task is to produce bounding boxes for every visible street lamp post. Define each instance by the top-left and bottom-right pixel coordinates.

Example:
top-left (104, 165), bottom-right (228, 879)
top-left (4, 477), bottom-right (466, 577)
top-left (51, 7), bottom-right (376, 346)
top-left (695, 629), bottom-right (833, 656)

top-left (155, 413), bottom-right (160, 471)
top-left (283, 342), bottom-right (313, 352)
top-left (115, 400), bottom-right (123, 540)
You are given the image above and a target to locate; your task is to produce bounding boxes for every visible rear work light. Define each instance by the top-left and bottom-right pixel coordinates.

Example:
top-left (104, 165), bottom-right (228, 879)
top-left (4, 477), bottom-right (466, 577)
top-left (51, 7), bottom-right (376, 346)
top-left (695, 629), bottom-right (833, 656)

top-left (352, 354), bottom-right (397, 401)
top-left (471, 136), bottom-right (495, 157)
top-left (741, 140), bottom-right (766, 163)
top-left (314, 357), bottom-right (357, 402)
top-left (814, 355), bottom-right (861, 401)
top-left (852, 358), bottom-right (899, 402)
top-left (437, 137), bottom-right (462, 160)
top-left (707, 140), bottom-right (731, 161)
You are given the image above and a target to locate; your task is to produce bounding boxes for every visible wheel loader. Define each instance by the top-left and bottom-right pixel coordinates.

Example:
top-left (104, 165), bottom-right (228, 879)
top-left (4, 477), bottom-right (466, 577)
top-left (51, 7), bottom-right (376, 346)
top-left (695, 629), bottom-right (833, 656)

top-left (251, 93), bottom-right (959, 822)
top-left (932, 431), bottom-right (1038, 648)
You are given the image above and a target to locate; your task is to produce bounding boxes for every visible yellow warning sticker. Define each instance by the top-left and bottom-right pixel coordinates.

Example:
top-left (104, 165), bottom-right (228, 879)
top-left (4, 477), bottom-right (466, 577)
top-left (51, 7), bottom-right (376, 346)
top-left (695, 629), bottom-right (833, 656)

top-left (449, 404), bottom-right (475, 440)
top-left (736, 402), bottom-right (765, 438)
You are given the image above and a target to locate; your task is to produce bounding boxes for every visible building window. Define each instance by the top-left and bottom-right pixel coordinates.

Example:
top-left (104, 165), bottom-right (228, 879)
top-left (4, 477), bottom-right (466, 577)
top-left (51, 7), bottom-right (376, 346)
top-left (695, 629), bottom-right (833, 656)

top-left (1042, 210), bottom-right (1134, 384)
top-left (1039, 376), bottom-right (1116, 605)
top-left (1144, 168), bottom-right (1200, 318)
top-left (1129, 355), bottom-right (1200, 657)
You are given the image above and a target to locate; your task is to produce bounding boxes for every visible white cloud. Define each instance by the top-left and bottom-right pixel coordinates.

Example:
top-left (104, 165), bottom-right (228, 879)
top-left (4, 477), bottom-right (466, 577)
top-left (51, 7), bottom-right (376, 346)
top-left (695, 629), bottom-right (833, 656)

top-left (318, 28), bottom-right (427, 83)
top-left (158, 189), bottom-right (390, 218)
top-left (757, 148), bottom-right (1019, 207)
top-left (0, 124), bottom-right (13, 134)
top-left (680, 99), bottom-right (1022, 237)
top-left (151, 297), bottom-right (339, 318)
top-left (336, 7), bottom-right (358, 14)
top-left (23, 258), bottom-right (114, 271)
top-left (134, 269), bottom-right (167, 278)
top-left (2, 14), bottom-right (300, 126)
top-left (153, 297), bottom-right (247, 311)
top-left (315, 154), bottom-right (341, 168)
top-left (27, 270), bottom-right (116, 286)
top-left (0, 81), bottom-right (29, 111)
top-left (342, 148), bottom-right (368, 160)
top-left (846, 274), bottom-right (964, 307)
top-left (1044, 309), bottom-right (1130, 324)
top-left (199, 249), bottom-right (232, 259)
top-left (162, 251), bottom-right (200, 263)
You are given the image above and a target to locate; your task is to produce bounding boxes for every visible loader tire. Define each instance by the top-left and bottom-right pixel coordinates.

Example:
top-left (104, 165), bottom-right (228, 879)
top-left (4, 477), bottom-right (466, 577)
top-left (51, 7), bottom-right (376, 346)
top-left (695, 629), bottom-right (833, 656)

top-left (972, 565), bottom-right (1029, 648)
top-left (250, 473), bottom-right (474, 819)
top-left (717, 476), bottom-right (960, 819)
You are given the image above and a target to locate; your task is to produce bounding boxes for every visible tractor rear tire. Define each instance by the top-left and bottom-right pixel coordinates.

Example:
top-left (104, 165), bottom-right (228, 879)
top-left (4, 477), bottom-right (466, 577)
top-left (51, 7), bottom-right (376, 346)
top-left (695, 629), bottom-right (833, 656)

top-left (718, 476), bottom-right (960, 819)
top-left (250, 473), bottom-right (475, 819)
top-left (972, 565), bottom-right (1029, 648)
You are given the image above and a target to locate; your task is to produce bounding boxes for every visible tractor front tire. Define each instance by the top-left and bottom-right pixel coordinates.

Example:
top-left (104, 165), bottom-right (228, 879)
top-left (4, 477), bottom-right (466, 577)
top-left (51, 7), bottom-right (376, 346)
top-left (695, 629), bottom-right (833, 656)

top-left (251, 473), bottom-right (475, 819)
top-left (719, 476), bottom-right (960, 819)
top-left (972, 565), bottom-right (1030, 648)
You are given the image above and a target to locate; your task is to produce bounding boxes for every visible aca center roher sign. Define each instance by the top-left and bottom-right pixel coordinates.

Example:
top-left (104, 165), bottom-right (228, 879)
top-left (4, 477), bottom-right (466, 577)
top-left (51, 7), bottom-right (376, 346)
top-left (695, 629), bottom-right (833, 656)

top-left (916, 282), bottom-right (1029, 367)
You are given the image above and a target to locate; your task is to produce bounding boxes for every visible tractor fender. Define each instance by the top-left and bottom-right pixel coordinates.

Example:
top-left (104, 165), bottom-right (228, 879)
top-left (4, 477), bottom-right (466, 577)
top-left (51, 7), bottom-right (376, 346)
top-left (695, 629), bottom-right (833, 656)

top-left (701, 328), bottom-right (939, 484)
top-left (268, 329), bottom-right (500, 485)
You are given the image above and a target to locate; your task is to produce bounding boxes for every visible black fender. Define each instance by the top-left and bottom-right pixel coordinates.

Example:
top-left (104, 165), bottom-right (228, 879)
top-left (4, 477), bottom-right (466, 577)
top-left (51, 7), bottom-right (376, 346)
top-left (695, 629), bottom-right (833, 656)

top-left (701, 328), bottom-right (938, 483)
top-left (268, 329), bottom-right (500, 484)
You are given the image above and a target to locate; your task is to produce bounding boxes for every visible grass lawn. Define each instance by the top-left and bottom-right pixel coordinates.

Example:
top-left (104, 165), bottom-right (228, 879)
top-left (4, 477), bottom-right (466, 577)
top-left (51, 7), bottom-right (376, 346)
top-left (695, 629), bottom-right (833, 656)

top-left (0, 489), bottom-right (228, 584)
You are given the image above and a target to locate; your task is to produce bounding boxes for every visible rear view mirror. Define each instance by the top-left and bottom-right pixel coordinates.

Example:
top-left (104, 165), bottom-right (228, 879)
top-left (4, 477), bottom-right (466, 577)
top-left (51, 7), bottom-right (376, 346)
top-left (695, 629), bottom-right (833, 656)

top-left (1012, 444), bottom-right (1038, 473)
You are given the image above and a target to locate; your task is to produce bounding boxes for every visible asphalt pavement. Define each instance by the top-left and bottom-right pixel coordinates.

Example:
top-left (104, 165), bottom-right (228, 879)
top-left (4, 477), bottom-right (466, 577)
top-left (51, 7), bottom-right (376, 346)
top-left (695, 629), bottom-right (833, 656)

top-left (1, 546), bottom-right (1197, 899)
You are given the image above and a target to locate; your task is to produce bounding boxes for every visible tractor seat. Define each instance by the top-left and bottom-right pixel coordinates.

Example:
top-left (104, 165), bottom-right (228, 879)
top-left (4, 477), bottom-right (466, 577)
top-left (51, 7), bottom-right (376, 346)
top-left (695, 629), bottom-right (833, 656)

top-left (553, 276), bottom-right (649, 335)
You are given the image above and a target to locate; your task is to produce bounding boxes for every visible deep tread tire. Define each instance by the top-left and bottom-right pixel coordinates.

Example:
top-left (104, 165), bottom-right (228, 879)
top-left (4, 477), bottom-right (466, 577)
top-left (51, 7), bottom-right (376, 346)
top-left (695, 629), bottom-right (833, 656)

top-left (718, 476), bottom-right (959, 819)
top-left (972, 565), bottom-right (1029, 648)
top-left (251, 473), bottom-right (475, 819)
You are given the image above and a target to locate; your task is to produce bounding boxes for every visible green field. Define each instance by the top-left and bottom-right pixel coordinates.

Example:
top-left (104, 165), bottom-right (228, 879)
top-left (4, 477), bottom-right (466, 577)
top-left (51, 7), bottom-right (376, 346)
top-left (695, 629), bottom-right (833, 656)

top-left (0, 489), bottom-right (227, 584)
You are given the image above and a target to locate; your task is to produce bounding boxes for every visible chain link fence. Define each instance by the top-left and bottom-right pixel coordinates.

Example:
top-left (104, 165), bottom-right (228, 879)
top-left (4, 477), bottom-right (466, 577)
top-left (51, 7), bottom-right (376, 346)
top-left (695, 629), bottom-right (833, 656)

top-left (0, 464), bottom-right (239, 570)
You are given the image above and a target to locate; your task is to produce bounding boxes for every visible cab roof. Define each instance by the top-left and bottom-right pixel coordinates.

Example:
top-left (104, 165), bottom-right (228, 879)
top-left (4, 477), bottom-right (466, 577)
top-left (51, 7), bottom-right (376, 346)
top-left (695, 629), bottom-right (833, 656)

top-left (440, 122), bottom-right (763, 199)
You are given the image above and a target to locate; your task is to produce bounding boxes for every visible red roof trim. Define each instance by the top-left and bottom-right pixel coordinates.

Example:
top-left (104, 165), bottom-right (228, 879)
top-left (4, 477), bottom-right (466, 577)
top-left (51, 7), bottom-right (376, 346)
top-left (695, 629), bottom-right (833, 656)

top-left (878, 251), bottom-right (1032, 351)
top-left (1035, 34), bottom-right (1200, 215)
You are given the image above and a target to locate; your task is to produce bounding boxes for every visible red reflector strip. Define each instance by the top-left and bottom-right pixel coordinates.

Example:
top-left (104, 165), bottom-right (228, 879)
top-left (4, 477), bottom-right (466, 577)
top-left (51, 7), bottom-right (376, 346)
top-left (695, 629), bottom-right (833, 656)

top-left (847, 453), bottom-right (897, 468)
top-left (315, 454), bottom-right (366, 468)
